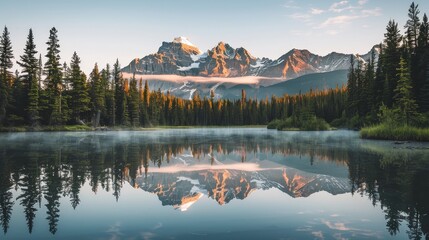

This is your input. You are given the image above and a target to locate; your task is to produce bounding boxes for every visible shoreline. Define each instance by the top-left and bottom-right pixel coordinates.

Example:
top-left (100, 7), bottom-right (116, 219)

top-left (0, 125), bottom-right (268, 132)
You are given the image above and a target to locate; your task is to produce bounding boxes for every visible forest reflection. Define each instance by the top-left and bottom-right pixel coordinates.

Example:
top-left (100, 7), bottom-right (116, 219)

top-left (0, 131), bottom-right (428, 239)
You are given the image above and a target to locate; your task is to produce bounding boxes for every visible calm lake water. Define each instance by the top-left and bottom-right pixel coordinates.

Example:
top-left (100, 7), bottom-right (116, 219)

top-left (0, 128), bottom-right (428, 240)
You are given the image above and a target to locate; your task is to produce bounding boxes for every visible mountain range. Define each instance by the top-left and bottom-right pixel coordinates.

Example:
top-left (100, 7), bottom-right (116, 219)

top-left (121, 37), bottom-right (378, 99)
top-left (129, 153), bottom-right (350, 211)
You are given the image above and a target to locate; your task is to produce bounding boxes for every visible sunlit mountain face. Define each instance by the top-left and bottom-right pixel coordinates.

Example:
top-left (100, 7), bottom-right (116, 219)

top-left (1, 129), bottom-right (429, 239)
top-left (120, 38), bottom-right (379, 100)
top-left (134, 157), bottom-right (351, 208)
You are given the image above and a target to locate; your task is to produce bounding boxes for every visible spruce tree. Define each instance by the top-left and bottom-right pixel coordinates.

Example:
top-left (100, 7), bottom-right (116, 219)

top-left (140, 80), bottom-right (150, 126)
top-left (417, 14), bottom-right (428, 48)
top-left (121, 78), bottom-right (129, 126)
top-left (44, 27), bottom-right (64, 125)
top-left (17, 29), bottom-right (39, 126)
top-left (383, 20), bottom-right (402, 107)
top-left (394, 57), bottom-right (418, 125)
top-left (102, 64), bottom-right (115, 125)
top-left (89, 63), bottom-right (104, 127)
top-left (0, 26), bottom-right (14, 125)
top-left (113, 59), bottom-right (122, 126)
top-left (128, 74), bottom-right (139, 126)
top-left (404, 2), bottom-right (420, 53)
top-left (346, 55), bottom-right (357, 116)
top-left (69, 52), bottom-right (89, 123)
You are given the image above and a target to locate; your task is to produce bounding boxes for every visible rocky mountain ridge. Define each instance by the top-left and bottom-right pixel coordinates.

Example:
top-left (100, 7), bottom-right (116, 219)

top-left (122, 37), bottom-right (379, 79)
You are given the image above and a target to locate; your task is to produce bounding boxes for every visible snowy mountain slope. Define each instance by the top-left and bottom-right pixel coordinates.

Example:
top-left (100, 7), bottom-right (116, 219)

top-left (133, 155), bottom-right (350, 210)
top-left (122, 37), bottom-right (378, 80)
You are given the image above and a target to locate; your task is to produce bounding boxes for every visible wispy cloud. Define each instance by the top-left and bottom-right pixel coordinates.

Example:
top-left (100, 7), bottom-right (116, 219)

top-left (320, 15), bottom-right (360, 28)
top-left (322, 220), bottom-right (352, 231)
top-left (361, 7), bottom-right (382, 16)
top-left (329, 1), bottom-right (352, 13)
top-left (286, 0), bottom-right (382, 34)
top-left (310, 8), bottom-right (325, 15)
top-left (318, 7), bottom-right (382, 28)
top-left (283, 0), bottom-right (300, 9)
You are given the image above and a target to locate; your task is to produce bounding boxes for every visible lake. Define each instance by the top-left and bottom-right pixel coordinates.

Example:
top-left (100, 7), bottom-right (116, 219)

top-left (0, 128), bottom-right (428, 240)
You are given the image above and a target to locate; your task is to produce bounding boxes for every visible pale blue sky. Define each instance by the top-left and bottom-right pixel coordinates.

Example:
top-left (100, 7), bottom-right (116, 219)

top-left (0, 0), bottom-right (427, 73)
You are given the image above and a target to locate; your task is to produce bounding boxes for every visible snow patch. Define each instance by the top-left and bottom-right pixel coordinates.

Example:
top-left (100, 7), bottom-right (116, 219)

top-left (177, 62), bottom-right (200, 71)
top-left (173, 36), bottom-right (198, 48)
top-left (251, 60), bottom-right (265, 68)
top-left (190, 52), bottom-right (207, 62)
top-left (189, 89), bottom-right (197, 100)
top-left (175, 193), bottom-right (203, 212)
top-left (177, 176), bottom-right (200, 185)
top-left (250, 179), bottom-right (265, 187)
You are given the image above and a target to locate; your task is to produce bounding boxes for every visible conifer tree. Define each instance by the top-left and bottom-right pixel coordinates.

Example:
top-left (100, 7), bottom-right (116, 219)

top-left (102, 64), bottom-right (115, 125)
top-left (347, 55), bottom-right (357, 116)
top-left (0, 26), bottom-right (14, 124)
top-left (89, 63), bottom-right (104, 127)
top-left (121, 78), bottom-right (129, 126)
top-left (405, 2), bottom-right (420, 53)
top-left (383, 20), bottom-right (402, 107)
top-left (139, 80), bottom-right (150, 126)
top-left (417, 14), bottom-right (429, 48)
top-left (113, 59), bottom-right (126, 125)
top-left (69, 52), bottom-right (89, 123)
top-left (128, 74), bottom-right (139, 126)
top-left (17, 29), bottom-right (39, 126)
top-left (44, 27), bottom-right (64, 125)
top-left (394, 57), bottom-right (418, 125)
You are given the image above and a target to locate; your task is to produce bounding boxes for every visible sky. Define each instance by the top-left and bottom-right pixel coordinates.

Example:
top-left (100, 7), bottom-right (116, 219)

top-left (0, 0), bottom-right (428, 74)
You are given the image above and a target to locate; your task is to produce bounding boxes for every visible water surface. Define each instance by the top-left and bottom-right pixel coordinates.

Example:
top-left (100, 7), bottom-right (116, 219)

top-left (0, 128), bottom-right (428, 239)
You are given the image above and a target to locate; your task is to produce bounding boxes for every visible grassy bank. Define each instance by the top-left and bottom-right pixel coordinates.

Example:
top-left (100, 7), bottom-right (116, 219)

top-left (267, 117), bottom-right (330, 131)
top-left (0, 125), bottom-right (267, 132)
top-left (0, 125), bottom-right (92, 132)
top-left (360, 123), bottom-right (429, 141)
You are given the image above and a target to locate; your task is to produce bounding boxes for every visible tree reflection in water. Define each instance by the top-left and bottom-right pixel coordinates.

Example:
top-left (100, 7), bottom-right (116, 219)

top-left (0, 130), bottom-right (428, 239)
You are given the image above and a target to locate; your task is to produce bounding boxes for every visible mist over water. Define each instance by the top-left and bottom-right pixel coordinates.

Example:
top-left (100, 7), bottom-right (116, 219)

top-left (0, 128), bottom-right (428, 239)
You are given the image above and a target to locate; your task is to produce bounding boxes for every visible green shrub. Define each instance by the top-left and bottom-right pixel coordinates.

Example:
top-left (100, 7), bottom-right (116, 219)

top-left (267, 119), bottom-right (282, 129)
top-left (267, 116), bottom-right (330, 131)
top-left (301, 117), bottom-right (330, 131)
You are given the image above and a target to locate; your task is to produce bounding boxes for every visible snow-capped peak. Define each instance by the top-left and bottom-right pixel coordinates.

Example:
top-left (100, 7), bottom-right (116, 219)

top-left (173, 36), bottom-right (197, 48)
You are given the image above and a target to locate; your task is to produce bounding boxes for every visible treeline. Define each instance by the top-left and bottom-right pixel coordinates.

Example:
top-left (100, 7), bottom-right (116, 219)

top-left (347, 2), bottom-right (429, 127)
top-left (0, 26), bottom-right (347, 127)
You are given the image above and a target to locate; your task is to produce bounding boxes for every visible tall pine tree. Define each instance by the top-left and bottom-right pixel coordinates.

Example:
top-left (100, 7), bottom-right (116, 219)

top-left (44, 27), bottom-right (64, 125)
top-left (17, 29), bottom-right (39, 126)
top-left (0, 26), bottom-right (14, 125)
top-left (128, 74), bottom-right (139, 126)
top-left (404, 2), bottom-right (420, 53)
top-left (89, 63), bottom-right (104, 127)
top-left (383, 20), bottom-right (402, 107)
top-left (69, 52), bottom-right (89, 123)
top-left (394, 57), bottom-right (418, 125)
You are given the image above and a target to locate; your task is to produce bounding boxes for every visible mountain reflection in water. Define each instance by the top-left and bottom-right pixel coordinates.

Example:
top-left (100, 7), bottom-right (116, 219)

top-left (0, 128), bottom-right (428, 239)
